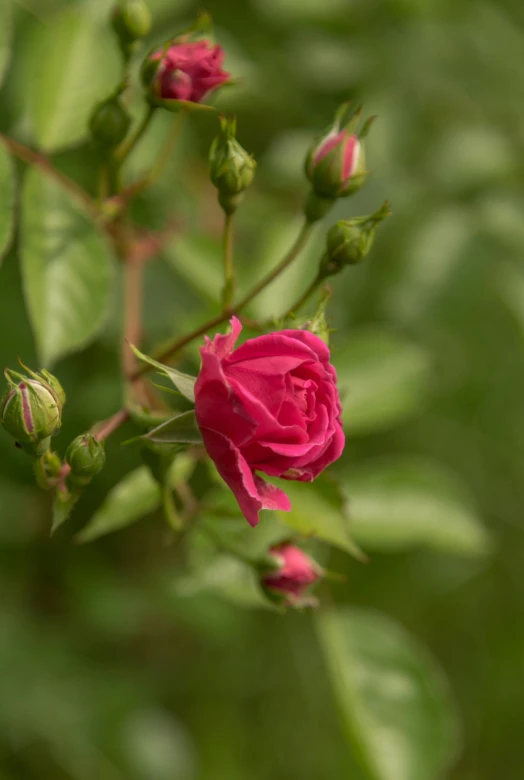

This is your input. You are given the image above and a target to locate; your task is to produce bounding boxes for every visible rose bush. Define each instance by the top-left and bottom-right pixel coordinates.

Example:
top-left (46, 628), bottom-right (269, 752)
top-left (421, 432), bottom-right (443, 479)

top-left (194, 317), bottom-right (345, 526)
top-left (148, 40), bottom-right (229, 104)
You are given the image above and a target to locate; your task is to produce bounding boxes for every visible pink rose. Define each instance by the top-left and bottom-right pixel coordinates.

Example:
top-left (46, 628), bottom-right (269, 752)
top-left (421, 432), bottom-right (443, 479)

top-left (194, 317), bottom-right (345, 527)
top-left (262, 544), bottom-right (322, 606)
top-left (149, 40), bottom-right (229, 104)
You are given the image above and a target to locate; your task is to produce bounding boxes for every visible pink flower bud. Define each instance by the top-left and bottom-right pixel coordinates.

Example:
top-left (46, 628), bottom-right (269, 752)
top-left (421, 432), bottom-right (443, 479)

top-left (305, 104), bottom-right (373, 204)
top-left (262, 544), bottom-right (322, 607)
top-left (144, 40), bottom-right (230, 108)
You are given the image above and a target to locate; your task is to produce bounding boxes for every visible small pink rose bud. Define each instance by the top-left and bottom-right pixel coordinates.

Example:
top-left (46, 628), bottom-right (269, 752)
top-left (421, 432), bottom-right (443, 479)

top-left (305, 104), bottom-right (373, 208)
top-left (142, 39), bottom-right (230, 110)
top-left (262, 544), bottom-right (323, 607)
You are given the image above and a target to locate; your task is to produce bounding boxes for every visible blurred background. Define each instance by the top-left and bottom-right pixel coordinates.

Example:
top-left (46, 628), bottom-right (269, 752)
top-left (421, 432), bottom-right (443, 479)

top-left (1, 0), bottom-right (524, 777)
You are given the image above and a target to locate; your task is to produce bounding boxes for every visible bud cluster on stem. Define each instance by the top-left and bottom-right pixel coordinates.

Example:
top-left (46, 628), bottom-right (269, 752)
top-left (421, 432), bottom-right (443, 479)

top-left (0, 1), bottom-right (391, 611)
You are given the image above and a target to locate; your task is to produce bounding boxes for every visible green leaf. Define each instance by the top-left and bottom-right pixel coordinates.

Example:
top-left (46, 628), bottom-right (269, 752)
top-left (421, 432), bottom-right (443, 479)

top-left (317, 608), bottom-right (460, 780)
top-left (20, 169), bottom-right (115, 366)
top-left (130, 344), bottom-right (196, 402)
top-left (342, 456), bottom-right (490, 556)
top-left (0, 143), bottom-right (15, 267)
top-left (76, 455), bottom-right (195, 543)
top-left (142, 410), bottom-right (202, 445)
top-left (334, 329), bottom-right (432, 435)
top-left (176, 554), bottom-right (273, 609)
top-left (0, 0), bottom-right (12, 89)
top-left (28, 9), bottom-right (120, 152)
top-left (51, 491), bottom-right (80, 535)
top-left (76, 467), bottom-right (161, 544)
top-left (276, 475), bottom-right (365, 559)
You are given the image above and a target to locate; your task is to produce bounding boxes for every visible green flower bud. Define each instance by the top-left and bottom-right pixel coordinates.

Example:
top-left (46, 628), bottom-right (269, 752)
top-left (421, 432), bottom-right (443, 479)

top-left (209, 117), bottom-right (256, 214)
top-left (65, 434), bottom-right (106, 482)
top-left (112, 0), bottom-right (152, 52)
top-left (1, 366), bottom-right (64, 456)
top-left (305, 104), bottom-right (374, 204)
top-left (321, 201), bottom-right (391, 276)
top-left (89, 95), bottom-right (131, 150)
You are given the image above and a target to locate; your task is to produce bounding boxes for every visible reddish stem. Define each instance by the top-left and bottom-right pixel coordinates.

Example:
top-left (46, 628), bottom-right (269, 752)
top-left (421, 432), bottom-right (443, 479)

top-left (93, 408), bottom-right (130, 442)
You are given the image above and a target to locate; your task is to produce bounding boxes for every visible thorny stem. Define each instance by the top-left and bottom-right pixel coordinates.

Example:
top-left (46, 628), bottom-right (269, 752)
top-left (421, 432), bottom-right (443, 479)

top-left (221, 212), bottom-right (235, 310)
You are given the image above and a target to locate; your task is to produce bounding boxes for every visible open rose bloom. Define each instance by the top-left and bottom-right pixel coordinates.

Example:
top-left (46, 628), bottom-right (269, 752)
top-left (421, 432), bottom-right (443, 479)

top-left (149, 39), bottom-right (229, 106)
top-left (194, 317), bottom-right (345, 527)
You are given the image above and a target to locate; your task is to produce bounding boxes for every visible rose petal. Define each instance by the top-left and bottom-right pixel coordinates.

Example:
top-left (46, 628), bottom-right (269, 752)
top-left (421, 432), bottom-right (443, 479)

top-left (199, 428), bottom-right (290, 526)
top-left (204, 316), bottom-right (242, 359)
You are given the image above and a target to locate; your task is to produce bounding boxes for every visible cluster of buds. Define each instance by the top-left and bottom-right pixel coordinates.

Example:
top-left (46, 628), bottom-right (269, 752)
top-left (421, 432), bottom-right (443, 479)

top-left (1, 365), bottom-right (65, 457)
top-left (305, 103), bottom-right (374, 223)
top-left (209, 117), bottom-right (256, 213)
top-left (260, 543), bottom-right (324, 608)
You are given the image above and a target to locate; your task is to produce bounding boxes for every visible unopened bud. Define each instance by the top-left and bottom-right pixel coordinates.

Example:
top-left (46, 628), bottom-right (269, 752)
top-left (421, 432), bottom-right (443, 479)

top-left (261, 544), bottom-right (323, 608)
top-left (89, 94), bottom-right (131, 150)
top-left (321, 201), bottom-right (390, 276)
top-left (65, 434), bottom-right (105, 485)
top-left (209, 117), bottom-right (256, 213)
top-left (305, 103), bottom-right (373, 208)
top-left (112, 0), bottom-right (152, 57)
top-left (1, 366), bottom-right (64, 456)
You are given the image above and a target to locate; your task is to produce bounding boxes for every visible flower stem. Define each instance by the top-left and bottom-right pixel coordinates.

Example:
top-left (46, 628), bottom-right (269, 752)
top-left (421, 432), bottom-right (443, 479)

top-left (238, 219), bottom-right (313, 310)
top-left (282, 272), bottom-right (324, 319)
top-left (162, 483), bottom-right (183, 531)
top-left (33, 456), bottom-right (51, 491)
top-left (91, 218), bottom-right (316, 440)
top-left (115, 105), bottom-right (156, 165)
top-left (92, 408), bottom-right (130, 442)
top-left (123, 253), bottom-right (144, 378)
top-left (0, 133), bottom-right (99, 218)
top-left (134, 218), bottom-right (314, 375)
top-left (117, 112), bottom-right (186, 204)
top-left (221, 212), bottom-right (235, 310)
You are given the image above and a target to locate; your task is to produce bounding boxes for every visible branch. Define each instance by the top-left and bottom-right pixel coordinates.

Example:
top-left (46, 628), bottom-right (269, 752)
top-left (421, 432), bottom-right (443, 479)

top-left (0, 133), bottom-right (100, 219)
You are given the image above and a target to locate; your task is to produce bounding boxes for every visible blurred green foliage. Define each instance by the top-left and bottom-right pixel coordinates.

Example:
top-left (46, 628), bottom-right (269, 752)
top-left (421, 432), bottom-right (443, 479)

top-left (1, 0), bottom-right (524, 777)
